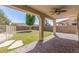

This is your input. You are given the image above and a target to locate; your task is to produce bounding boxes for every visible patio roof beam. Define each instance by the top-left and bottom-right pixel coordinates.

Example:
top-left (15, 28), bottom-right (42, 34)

top-left (7, 5), bottom-right (55, 20)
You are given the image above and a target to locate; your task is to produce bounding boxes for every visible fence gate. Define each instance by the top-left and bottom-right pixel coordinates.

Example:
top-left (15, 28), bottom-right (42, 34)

top-left (6, 26), bottom-right (16, 34)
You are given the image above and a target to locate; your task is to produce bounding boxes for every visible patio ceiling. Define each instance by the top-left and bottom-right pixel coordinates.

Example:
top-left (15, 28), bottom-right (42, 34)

top-left (28, 5), bottom-right (79, 19)
top-left (6, 5), bottom-right (79, 20)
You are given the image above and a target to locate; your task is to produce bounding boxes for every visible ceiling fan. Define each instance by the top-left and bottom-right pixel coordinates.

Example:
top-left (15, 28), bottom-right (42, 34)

top-left (49, 6), bottom-right (67, 15)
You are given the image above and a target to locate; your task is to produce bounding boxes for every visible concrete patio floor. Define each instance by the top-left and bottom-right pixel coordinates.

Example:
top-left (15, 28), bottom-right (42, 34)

top-left (9, 33), bottom-right (79, 53)
top-left (0, 33), bottom-right (13, 43)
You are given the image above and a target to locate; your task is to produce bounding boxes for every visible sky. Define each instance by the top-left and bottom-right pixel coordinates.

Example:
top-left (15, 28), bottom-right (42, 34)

top-left (0, 6), bottom-right (69, 26)
top-left (0, 6), bottom-right (26, 23)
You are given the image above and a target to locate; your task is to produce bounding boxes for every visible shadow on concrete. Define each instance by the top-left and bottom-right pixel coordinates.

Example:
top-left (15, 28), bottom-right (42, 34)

top-left (27, 35), bottom-right (79, 53)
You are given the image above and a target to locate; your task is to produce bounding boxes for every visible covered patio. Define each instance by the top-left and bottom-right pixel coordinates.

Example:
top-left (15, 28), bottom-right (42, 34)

top-left (5, 5), bottom-right (79, 53)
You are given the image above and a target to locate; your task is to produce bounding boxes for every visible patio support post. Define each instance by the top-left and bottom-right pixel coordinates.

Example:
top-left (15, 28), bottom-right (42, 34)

top-left (39, 15), bottom-right (45, 41)
top-left (77, 12), bottom-right (79, 40)
top-left (53, 20), bottom-right (56, 35)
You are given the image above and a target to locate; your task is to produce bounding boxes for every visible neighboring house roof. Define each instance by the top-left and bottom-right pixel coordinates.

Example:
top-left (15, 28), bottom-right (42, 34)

top-left (14, 23), bottom-right (27, 26)
top-left (56, 19), bottom-right (69, 24)
top-left (13, 23), bottom-right (39, 26)
top-left (57, 18), bottom-right (77, 24)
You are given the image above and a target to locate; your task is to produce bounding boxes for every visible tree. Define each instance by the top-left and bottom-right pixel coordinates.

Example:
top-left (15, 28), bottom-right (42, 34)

top-left (25, 13), bottom-right (35, 30)
top-left (0, 9), bottom-right (10, 25)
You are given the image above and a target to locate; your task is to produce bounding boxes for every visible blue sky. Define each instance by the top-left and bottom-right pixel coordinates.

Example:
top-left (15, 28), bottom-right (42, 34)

top-left (0, 6), bottom-right (39, 25)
